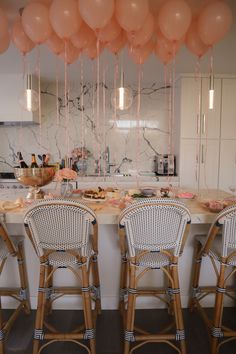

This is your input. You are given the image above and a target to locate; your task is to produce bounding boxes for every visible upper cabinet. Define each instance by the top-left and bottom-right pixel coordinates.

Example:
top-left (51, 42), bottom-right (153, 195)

top-left (221, 78), bottom-right (236, 139)
top-left (179, 76), bottom-right (221, 140)
top-left (0, 74), bottom-right (39, 125)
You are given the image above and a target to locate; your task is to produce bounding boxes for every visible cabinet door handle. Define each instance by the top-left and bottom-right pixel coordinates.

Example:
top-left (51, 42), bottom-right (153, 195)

top-left (197, 114), bottom-right (200, 135)
top-left (201, 144), bottom-right (204, 164)
top-left (202, 114), bottom-right (206, 135)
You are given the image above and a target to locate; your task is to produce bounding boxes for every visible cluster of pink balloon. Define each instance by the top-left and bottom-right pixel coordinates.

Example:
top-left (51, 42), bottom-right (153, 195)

top-left (0, 0), bottom-right (233, 65)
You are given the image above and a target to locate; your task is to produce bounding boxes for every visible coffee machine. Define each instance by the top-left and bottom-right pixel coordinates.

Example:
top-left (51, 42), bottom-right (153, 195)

top-left (154, 154), bottom-right (175, 176)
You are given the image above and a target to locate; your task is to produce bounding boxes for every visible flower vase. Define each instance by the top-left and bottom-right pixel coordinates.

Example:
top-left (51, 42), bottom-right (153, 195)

top-left (60, 180), bottom-right (73, 197)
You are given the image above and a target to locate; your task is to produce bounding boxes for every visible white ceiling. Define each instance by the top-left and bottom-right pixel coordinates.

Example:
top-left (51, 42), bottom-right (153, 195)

top-left (0, 0), bottom-right (236, 84)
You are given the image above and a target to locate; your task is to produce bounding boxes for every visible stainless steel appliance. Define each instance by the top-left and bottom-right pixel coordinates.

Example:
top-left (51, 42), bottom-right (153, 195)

top-left (154, 154), bottom-right (175, 176)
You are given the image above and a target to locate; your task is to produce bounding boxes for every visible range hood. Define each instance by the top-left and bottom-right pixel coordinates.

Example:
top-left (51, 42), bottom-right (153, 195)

top-left (0, 73), bottom-right (39, 125)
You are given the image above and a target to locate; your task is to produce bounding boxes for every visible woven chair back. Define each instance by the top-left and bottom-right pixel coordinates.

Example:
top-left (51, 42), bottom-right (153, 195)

top-left (119, 199), bottom-right (191, 258)
top-left (24, 199), bottom-right (97, 257)
top-left (211, 204), bottom-right (236, 258)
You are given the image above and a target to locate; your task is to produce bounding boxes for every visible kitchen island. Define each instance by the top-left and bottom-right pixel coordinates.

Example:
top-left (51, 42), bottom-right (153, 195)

top-left (0, 188), bottom-right (232, 310)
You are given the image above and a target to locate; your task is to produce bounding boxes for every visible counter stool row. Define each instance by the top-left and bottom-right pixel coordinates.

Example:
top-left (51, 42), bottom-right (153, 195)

top-left (0, 199), bottom-right (236, 354)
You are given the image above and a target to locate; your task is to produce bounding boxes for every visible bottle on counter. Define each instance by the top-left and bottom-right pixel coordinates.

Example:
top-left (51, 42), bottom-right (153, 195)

top-left (17, 151), bottom-right (28, 168)
top-left (30, 153), bottom-right (39, 168)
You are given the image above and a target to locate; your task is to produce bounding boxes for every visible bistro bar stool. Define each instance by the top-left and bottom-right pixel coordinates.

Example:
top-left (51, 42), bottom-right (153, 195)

top-left (189, 204), bottom-right (236, 354)
top-left (118, 199), bottom-right (191, 354)
top-left (24, 199), bottom-right (101, 354)
top-left (0, 214), bottom-right (30, 353)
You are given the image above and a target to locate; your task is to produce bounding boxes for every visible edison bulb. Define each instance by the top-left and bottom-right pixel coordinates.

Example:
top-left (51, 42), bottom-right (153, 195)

top-left (111, 87), bottom-right (133, 111)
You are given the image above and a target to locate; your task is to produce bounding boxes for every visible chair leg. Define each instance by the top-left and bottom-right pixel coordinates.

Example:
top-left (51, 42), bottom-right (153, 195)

top-left (91, 254), bottom-right (101, 314)
top-left (33, 262), bottom-right (47, 354)
top-left (0, 300), bottom-right (5, 354)
top-left (211, 263), bottom-right (226, 354)
top-left (81, 262), bottom-right (96, 354)
top-left (17, 242), bottom-right (30, 314)
top-left (119, 254), bottom-right (128, 315)
top-left (45, 265), bottom-right (53, 315)
top-left (171, 264), bottom-right (186, 354)
top-left (189, 240), bottom-right (202, 311)
top-left (124, 263), bottom-right (136, 354)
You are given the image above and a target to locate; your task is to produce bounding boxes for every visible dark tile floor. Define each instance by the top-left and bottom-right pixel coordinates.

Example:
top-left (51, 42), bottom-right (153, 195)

top-left (4, 308), bottom-right (236, 354)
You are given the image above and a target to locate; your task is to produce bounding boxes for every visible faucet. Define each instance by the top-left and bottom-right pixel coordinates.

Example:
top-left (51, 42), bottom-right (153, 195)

top-left (114, 157), bottom-right (132, 174)
top-left (104, 146), bottom-right (115, 174)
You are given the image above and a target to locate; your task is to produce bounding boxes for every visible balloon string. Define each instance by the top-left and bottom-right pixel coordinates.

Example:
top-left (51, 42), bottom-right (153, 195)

top-left (103, 65), bottom-right (106, 177)
top-left (96, 39), bottom-right (101, 176)
top-left (37, 45), bottom-right (42, 153)
top-left (81, 56), bottom-right (84, 168)
top-left (64, 41), bottom-right (69, 162)
top-left (56, 58), bottom-right (59, 126)
top-left (136, 64), bottom-right (141, 184)
top-left (92, 61), bottom-right (96, 170)
top-left (114, 54), bottom-right (118, 121)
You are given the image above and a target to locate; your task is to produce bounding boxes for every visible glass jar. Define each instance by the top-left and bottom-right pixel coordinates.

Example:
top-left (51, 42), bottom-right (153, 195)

top-left (60, 180), bottom-right (73, 197)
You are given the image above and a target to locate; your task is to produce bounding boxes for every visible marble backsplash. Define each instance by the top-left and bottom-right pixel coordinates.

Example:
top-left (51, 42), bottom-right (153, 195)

top-left (0, 81), bottom-right (175, 175)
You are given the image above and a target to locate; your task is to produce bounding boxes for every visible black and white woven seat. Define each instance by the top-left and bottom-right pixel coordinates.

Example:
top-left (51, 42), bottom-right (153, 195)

top-left (118, 199), bottom-right (191, 354)
top-left (189, 204), bottom-right (236, 354)
top-left (24, 199), bottom-right (101, 354)
top-left (0, 214), bottom-right (30, 354)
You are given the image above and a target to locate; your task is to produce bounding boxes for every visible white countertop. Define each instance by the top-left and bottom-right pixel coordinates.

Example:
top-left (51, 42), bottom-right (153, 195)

top-left (0, 188), bottom-right (231, 225)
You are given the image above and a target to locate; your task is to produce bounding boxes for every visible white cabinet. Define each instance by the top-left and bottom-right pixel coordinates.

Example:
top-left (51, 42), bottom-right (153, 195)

top-left (180, 77), bottom-right (221, 140)
top-left (178, 75), bottom-right (222, 189)
top-left (221, 79), bottom-right (236, 139)
top-left (219, 140), bottom-right (236, 192)
top-left (180, 139), bottom-right (219, 190)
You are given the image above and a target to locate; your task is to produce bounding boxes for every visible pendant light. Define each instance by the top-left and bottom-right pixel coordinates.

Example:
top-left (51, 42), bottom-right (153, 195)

top-left (209, 72), bottom-right (214, 110)
top-left (19, 74), bottom-right (39, 112)
top-left (111, 56), bottom-right (133, 111)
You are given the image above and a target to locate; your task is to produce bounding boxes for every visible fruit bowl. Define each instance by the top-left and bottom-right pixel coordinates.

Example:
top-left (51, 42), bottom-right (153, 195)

top-left (14, 167), bottom-right (56, 199)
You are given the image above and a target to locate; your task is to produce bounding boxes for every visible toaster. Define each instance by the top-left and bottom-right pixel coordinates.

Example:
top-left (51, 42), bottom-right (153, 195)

top-left (155, 154), bottom-right (175, 176)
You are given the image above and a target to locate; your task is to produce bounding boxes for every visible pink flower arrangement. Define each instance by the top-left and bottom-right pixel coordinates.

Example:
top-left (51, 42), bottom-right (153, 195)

top-left (55, 168), bottom-right (77, 182)
top-left (71, 147), bottom-right (91, 161)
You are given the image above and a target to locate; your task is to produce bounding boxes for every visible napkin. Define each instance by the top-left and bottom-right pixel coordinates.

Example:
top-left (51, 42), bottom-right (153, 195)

top-left (0, 198), bottom-right (25, 211)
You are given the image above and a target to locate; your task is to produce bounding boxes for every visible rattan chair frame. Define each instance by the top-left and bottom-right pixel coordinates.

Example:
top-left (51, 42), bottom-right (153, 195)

top-left (189, 204), bottom-right (236, 354)
top-left (24, 199), bottom-right (101, 354)
top-left (0, 215), bottom-right (30, 354)
top-left (118, 199), bottom-right (191, 354)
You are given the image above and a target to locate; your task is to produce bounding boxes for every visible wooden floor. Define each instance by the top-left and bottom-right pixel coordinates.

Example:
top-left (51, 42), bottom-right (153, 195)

top-left (4, 308), bottom-right (236, 354)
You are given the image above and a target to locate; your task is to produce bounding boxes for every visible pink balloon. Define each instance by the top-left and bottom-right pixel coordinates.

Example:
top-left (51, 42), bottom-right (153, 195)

top-left (79, 0), bottom-right (115, 30)
top-left (0, 7), bottom-right (8, 38)
top-left (83, 39), bottom-right (104, 60)
top-left (106, 30), bottom-right (126, 54)
top-left (187, 0), bottom-right (221, 17)
top-left (0, 32), bottom-right (10, 54)
top-left (198, 1), bottom-right (233, 46)
top-left (127, 12), bottom-right (154, 47)
top-left (22, 2), bottom-right (52, 44)
top-left (28, 0), bottom-right (53, 5)
top-left (46, 32), bottom-right (64, 54)
top-left (12, 18), bottom-right (35, 54)
top-left (155, 30), bottom-right (181, 64)
top-left (97, 17), bottom-right (121, 43)
top-left (149, 0), bottom-right (165, 15)
top-left (59, 41), bottom-right (80, 64)
top-left (116, 0), bottom-right (149, 32)
top-left (129, 39), bottom-right (154, 65)
top-left (158, 0), bottom-right (192, 41)
top-left (50, 0), bottom-right (82, 39)
top-left (185, 20), bottom-right (208, 57)
top-left (71, 21), bottom-right (96, 49)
